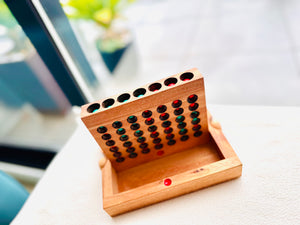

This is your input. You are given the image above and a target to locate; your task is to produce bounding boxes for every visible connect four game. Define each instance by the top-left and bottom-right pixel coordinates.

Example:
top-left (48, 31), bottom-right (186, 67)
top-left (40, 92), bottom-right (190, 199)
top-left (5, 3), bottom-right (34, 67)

top-left (81, 68), bottom-right (242, 216)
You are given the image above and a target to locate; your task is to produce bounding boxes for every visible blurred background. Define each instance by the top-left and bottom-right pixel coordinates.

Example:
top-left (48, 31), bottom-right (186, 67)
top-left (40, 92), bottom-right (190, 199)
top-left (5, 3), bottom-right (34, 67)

top-left (0, 0), bottom-right (299, 216)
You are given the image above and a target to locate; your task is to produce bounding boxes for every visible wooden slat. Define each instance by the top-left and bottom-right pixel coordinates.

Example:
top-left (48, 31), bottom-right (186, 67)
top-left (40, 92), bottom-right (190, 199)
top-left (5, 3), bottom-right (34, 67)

top-left (103, 157), bottom-right (242, 216)
top-left (101, 160), bottom-right (118, 197)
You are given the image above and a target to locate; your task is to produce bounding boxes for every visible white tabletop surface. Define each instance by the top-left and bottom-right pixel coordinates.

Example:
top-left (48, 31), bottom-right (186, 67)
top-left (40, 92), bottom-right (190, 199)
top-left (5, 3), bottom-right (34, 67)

top-left (12, 105), bottom-right (300, 225)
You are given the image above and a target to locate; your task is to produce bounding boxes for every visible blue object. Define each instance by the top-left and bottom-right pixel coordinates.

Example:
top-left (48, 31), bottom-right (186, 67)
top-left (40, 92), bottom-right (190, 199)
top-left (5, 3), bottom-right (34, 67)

top-left (0, 171), bottom-right (29, 225)
top-left (4, 0), bottom-right (89, 106)
top-left (99, 43), bottom-right (131, 73)
top-left (0, 60), bottom-right (59, 112)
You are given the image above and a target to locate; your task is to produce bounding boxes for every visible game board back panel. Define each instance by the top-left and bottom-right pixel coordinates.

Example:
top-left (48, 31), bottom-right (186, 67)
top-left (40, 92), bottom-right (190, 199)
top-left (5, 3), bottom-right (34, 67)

top-left (81, 68), bottom-right (210, 171)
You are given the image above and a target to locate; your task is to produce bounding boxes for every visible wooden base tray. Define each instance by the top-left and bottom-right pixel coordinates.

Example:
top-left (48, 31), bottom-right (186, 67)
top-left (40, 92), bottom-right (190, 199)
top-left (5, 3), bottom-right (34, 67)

top-left (99, 114), bottom-right (242, 216)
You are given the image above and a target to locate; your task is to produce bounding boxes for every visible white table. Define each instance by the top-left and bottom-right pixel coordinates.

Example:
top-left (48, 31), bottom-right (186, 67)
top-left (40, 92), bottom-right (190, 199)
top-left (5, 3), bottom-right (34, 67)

top-left (12, 105), bottom-right (300, 225)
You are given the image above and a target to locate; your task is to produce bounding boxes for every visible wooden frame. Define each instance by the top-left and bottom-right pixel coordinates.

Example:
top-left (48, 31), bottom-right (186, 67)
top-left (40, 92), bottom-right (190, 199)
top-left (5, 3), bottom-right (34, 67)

top-left (81, 68), bottom-right (242, 216)
top-left (99, 113), bottom-right (242, 216)
top-left (81, 69), bottom-right (210, 171)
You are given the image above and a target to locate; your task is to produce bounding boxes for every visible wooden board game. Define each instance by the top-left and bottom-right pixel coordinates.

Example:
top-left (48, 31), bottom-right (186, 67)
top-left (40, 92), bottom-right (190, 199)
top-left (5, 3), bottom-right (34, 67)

top-left (81, 68), bottom-right (242, 216)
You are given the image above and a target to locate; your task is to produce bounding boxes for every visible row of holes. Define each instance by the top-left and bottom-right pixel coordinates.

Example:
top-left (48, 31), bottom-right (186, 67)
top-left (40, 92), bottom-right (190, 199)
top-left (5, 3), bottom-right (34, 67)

top-left (87, 72), bottom-right (194, 113)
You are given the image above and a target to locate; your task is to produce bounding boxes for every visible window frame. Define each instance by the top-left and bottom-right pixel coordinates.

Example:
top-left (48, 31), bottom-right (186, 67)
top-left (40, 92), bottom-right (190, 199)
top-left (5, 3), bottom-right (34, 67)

top-left (4, 0), bottom-right (96, 106)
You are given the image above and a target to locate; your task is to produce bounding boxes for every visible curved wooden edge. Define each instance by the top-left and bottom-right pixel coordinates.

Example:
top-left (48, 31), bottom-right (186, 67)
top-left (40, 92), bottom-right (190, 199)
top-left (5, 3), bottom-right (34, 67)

top-left (207, 111), bottom-right (222, 130)
top-left (208, 111), bottom-right (239, 159)
top-left (99, 156), bottom-right (107, 169)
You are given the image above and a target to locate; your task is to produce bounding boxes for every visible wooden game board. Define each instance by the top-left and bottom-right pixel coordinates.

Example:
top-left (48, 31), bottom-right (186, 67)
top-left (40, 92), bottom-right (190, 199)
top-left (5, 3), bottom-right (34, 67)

top-left (81, 68), bottom-right (242, 216)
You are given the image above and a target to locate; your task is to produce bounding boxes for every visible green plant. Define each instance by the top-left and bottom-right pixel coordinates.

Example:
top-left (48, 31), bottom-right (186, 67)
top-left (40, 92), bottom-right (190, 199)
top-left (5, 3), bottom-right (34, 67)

top-left (60, 0), bottom-right (135, 30)
top-left (0, 0), bottom-right (18, 28)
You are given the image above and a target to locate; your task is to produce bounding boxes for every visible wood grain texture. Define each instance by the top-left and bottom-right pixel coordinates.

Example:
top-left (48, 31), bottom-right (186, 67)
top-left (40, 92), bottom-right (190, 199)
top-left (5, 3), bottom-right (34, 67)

top-left (81, 68), bottom-right (210, 171)
top-left (82, 68), bottom-right (242, 216)
top-left (100, 115), bottom-right (242, 216)
top-left (117, 138), bottom-right (221, 192)
top-left (103, 157), bottom-right (242, 216)
top-left (102, 160), bottom-right (118, 197)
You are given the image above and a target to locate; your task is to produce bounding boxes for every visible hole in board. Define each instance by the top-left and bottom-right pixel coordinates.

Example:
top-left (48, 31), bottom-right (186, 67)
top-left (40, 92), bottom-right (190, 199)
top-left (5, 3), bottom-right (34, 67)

top-left (102, 98), bottom-right (115, 108)
top-left (180, 72), bottom-right (194, 81)
top-left (133, 88), bottom-right (146, 97)
top-left (164, 77), bottom-right (178, 87)
top-left (148, 83), bottom-right (162, 92)
top-left (87, 103), bottom-right (100, 113)
top-left (117, 93), bottom-right (130, 103)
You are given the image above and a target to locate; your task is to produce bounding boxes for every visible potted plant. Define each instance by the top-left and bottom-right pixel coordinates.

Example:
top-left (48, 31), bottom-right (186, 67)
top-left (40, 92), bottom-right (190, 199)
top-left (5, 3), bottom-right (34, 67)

top-left (61, 0), bottom-right (135, 73)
